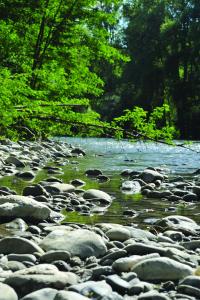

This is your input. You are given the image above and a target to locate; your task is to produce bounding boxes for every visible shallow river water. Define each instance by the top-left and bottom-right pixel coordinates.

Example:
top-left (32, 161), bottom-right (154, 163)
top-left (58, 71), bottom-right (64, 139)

top-left (1, 138), bottom-right (200, 226)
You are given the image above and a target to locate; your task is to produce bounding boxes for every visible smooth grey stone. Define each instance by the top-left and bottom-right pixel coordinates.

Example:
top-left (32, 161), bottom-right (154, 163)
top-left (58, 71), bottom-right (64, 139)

top-left (5, 264), bottom-right (78, 297)
top-left (129, 281), bottom-right (153, 295)
top-left (0, 195), bottom-right (51, 221)
top-left (40, 250), bottom-right (71, 263)
top-left (177, 285), bottom-right (200, 298)
top-left (6, 261), bottom-right (26, 272)
top-left (45, 183), bottom-right (75, 194)
top-left (137, 290), bottom-right (171, 300)
top-left (163, 230), bottom-right (184, 242)
top-left (101, 250), bottom-right (127, 263)
top-left (5, 156), bottom-right (25, 167)
top-left (113, 254), bottom-right (160, 273)
top-left (106, 228), bottom-right (131, 242)
top-left (0, 282), bottom-right (18, 300)
top-left (23, 184), bottom-right (49, 197)
top-left (179, 276), bottom-right (200, 289)
top-left (20, 288), bottom-right (57, 300)
top-left (69, 280), bottom-right (112, 297)
top-left (131, 257), bottom-right (193, 281)
top-left (54, 291), bottom-right (89, 300)
top-left (92, 266), bottom-right (113, 279)
top-left (28, 225), bottom-right (41, 235)
top-left (40, 229), bottom-right (107, 258)
top-left (0, 237), bottom-right (44, 254)
top-left (71, 148), bottom-right (86, 156)
top-left (121, 181), bottom-right (141, 193)
top-left (52, 260), bottom-right (71, 271)
top-left (125, 243), bottom-right (167, 256)
top-left (83, 189), bottom-right (111, 203)
top-left (106, 274), bottom-right (130, 294)
top-left (7, 254), bottom-right (36, 264)
top-left (2, 218), bottom-right (28, 231)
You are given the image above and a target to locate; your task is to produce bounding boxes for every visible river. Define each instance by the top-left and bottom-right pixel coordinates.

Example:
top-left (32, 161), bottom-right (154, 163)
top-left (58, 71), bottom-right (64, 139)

top-left (1, 138), bottom-right (200, 226)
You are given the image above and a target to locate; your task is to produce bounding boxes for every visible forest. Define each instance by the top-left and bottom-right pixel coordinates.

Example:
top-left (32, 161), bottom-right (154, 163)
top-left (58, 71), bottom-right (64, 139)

top-left (0, 0), bottom-right (199, 140)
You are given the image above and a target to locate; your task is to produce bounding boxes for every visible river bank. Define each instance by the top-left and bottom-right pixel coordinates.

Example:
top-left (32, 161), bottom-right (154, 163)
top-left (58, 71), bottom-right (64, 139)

top-left (0, 138), bottom-right (200, 299)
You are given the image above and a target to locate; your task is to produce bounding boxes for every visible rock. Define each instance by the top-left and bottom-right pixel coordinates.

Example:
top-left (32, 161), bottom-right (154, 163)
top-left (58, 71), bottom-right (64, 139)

top-left (23, 184), bottom-right (49, 197)
top-left (70, 179), bottom-right (85, 187)
top-left (85, 169), bottom-right (102, 176)
top-left (112, 253), bottom-right (160, 273)
top-left (106, 274), bottom-right (130, 294)
top-left (20, 288), bottom-right (57, 300)
top-left (137, 290), bottom-right (171, 300)
top-left (16, 171), bottom-right (35, 179)
top-left (155, 215), bottom-right (200, 234)
top-left (5, 156), bottom-right (25, 167)
top-left (71, 148), bottom-right (86, 156)
top-left (69, 281), bottom-right (112, 298)
top-left (177, 276), bottom-right (200, 297)
top-left (40, 250), bottom-right (71, 263)
top-left (121, 181), bottom-right (141, 193)
top-left (7, 254), bottom-right (37, 264)
top-left (44, 183), bottom-right (75, 194)
top-left (6, 261), bottom-right (26, 271)
top-left (106, 227), bottom-right (131, 242)
top-left (40, 229), bottom-right (107, 258)
top-left (140, 169), bottom-right (164, 183)
top-left (0, 282), bottom-right (18, 300)
top-left (125, 243), bottom-right (167, 256)
top-left (131, 257), bottom-right (193, 281)
top-left (5, 264), bottom-right (78, 297)
top-left (183, 193), bottom-right (198, 202)
top-left (0, 237), bottom-right (44, 254)
top-left (0, 195), bottom-right (51, 221)
top-left (83, 189), bottom-right (112, 204)
top-left (55, 291), bottom-right (90, 300)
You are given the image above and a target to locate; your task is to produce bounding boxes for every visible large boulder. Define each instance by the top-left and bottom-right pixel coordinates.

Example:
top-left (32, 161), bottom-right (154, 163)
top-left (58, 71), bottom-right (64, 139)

top-left (20, 288), bottom-right (57, 300)
top-left (40, 229), bottom-right (107, 258)
top-left (131, 257), bottom-right (193, 281)
top-left (0, 195), bottom-right (51, 221)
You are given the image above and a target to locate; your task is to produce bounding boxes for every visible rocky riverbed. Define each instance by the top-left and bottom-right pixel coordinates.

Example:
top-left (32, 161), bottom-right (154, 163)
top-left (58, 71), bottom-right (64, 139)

top-left (0, 139), bottom-right (200, 299)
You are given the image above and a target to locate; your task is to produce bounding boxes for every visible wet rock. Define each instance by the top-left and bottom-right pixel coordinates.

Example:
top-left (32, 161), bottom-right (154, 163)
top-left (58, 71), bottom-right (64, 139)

top-left (85, 169), bottom-right (103, 176)
top-left (5, 156), bottom-right (25, 167)
top-left (140, 169), bottom-right (164, 183)
top-left (183, 193), bottom-right (198, 202)
top-left (0, 195), bottom-right (51, 221)
top-left (125, 243), bottom-right (167, 256)
top-left (97, 175), bottom-right (110, 182)
top-left (44, 183), bottom-right (75, 194)
top-left (83, 189), bottom-right (112, 204)
top-left (71, 148), bottom-right (86, 156)
top-left (178, 276), bottom-right (200, 297)
top-left (20, 288), bottom-right (57, 300)
top-left (16, 171), bottom-right (35, 179)
top-left (131, 257), bottom-right (193, 281)
top-left (121, 181), bottom-right (141, 193)
top-left (0, 282), bottom-right (18, 300)
top-left (0, 237), bottom-right (44, 254)
top-left (70, 179), bottom-right (85, 187)
top-left (23, 184), bottom-right (49, 197)
top-left (40, 229), bottom-right (107, 258)
top-left (6, 260), bottom-right (26, 272)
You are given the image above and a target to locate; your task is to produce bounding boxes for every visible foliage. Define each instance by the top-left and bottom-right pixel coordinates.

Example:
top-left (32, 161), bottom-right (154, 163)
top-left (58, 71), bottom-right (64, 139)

top-left (113, 104), bottom-right (177, 142)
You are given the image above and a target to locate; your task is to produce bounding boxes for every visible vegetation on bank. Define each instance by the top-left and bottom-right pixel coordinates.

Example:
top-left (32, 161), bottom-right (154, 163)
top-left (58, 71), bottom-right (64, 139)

top-left (0, 0), bottom-right (198, 141)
